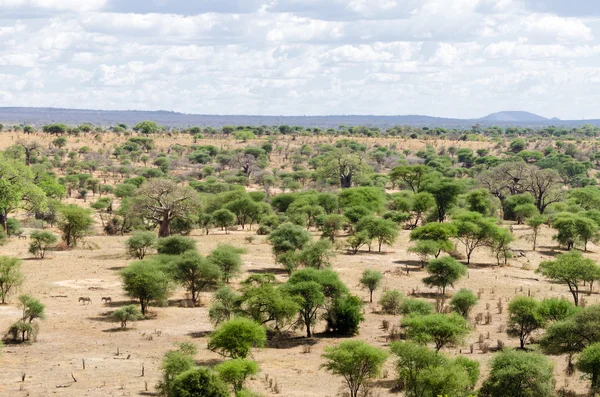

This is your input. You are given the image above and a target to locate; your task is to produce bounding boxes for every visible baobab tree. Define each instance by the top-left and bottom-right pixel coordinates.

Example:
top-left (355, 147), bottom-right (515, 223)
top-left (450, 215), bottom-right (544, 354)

top-left (133, 179), bottom-right (201, 237)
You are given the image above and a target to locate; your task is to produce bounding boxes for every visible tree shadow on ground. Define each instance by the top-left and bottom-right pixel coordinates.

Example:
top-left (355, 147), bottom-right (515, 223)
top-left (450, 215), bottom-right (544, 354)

top-left (88, 311), bottom-right (115, 323)
top-left (370, 378), bottom-right (400, 392)
top-left (266, 335), bottom-right (319, 349)
top-left (393, 259), bottom-right (425, 273)
top-left (247, 266), bottom-right (289, 275)
top-left (195, 358), bottom-right (224, 367)
top-left (187, 330), bottom-right (211, 339)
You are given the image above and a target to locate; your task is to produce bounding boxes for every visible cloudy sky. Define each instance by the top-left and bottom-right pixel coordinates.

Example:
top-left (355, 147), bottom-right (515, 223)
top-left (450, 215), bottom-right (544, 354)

top-left (1, 0), bottom-right (600, 119)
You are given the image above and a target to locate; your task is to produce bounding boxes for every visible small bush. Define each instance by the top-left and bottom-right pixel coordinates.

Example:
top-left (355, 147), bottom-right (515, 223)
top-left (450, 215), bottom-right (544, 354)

top-left (157, 235), bottom-right (197, 256)
top-left (28, 231), bottom-right (57, 259)
top-left (113, 305), bottom-right (144, 329)
top-left (6, 218), bottom-right (23, 237)
top-left (125, 231), bottom-right (157, 259)
top-left (379, 290), bottom-right (404, 315)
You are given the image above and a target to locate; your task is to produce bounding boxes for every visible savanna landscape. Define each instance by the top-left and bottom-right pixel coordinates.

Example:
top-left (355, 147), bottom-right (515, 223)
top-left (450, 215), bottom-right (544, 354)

top-left (0, 122), bottom-right (600, 397)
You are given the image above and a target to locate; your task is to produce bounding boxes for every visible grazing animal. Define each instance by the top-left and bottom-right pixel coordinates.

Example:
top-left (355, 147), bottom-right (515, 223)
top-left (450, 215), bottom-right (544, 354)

top-left (78, 297), bottom-right (92, 305)
top-left (17, 235), bottom-right (27, 240)
top-left (101, 297), bottom-right (112, 304)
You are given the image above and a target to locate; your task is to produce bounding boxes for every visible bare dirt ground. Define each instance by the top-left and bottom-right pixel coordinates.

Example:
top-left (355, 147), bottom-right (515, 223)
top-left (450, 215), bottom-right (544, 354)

top-left (0, 221), bottom-right (594, 397)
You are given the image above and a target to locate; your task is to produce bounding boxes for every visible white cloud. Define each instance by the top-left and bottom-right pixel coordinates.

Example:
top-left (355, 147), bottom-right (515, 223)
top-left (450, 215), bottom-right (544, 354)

top-left (0, 0), bottom-right (599, 119)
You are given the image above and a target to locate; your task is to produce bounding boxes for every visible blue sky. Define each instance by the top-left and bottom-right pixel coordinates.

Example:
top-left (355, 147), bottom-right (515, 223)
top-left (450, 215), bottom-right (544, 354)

top-left (1, 0), bottom-right (600, 119)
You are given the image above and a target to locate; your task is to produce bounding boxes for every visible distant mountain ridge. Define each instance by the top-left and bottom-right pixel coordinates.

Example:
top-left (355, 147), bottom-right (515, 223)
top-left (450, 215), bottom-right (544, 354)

top-left (0, 107), bottom-right (595, 128)
top-left (479, 111), bottom-right (549, 122)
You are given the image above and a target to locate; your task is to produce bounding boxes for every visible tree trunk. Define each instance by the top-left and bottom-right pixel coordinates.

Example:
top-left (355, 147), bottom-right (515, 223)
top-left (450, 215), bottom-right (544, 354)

top-left (369, 290), bottom-right (373, 303)
top-left (158, 214), bottom-right (170, 237)
top-left (0, 213), bottom-right (7, 233)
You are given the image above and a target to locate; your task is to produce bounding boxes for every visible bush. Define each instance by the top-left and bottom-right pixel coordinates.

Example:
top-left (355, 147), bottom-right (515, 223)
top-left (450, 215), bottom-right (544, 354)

top-left (28, 231), bottom-right (58, 259)
top-left (57, 204), bottom-right (94, 247)
top-left (157, 236), bottom-right (197, 256)
top-left (480, 350), bottom-right (554, 397)
top-left (170, 216), bottom-right (198, 236)
top-left (399, 297), bottom-right (434, 316)
top-left (113, 305), bottom-right (143, 329)
top-left (450, 289), bottom-right (479, 318)
top-left (125, 231), bottom-right (157, 260)
top-left (325, 294), bottom-right (364, 336)
top-left (208, 318), bottom-right (266, 359)
top-left (215, 359), bottom-right (259, 392)
top-left (170, 367), bottom-right (229, 397)
top-left (6, 218), bottom-right (22, 237)
top-left (379, 290), bottom-right (404, 315)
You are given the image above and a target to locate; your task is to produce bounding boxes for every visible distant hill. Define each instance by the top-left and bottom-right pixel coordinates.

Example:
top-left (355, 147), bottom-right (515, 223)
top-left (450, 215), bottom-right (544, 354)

top-left (480, 111), bottom-right (549, 122)
top-left (0, 107), bottom-right (597, 128)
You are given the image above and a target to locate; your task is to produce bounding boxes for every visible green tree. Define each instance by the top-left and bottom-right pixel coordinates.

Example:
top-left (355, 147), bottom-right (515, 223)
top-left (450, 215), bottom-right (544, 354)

top-left (423, 257), bottom-right (467, 295)
top-left (268, 222), bottom-right (311, 256)
top-left (238, 274), bottom-right (299, 330)
top-left (321, 340), bottom-right (388, 397)
top-left (536, 251), bottom-right (600, 306)
top-left (283, 268), bottom-right (348, 337)
top-left (389, 165), bottom-right (430, 193)
top-left (479, 350), bottom-right (554, 397)
top-left (526, 214), bottom-right (546, 251)
top-left (208, 244), bottom-right (246, 283)
top-left (157, 235), bottom-right (197, 256)
top-left (207, 318), bottom-right (266, 359)
top-left (0, 256), bottom-right (24, 304)
top-left (356, 216), bottom-right (399, 252)
top-left (325, 294), bottom-right (364, 335)
top-left (57, 204), bottom-right (94, 247)
top-left (28, 231), bottom-right (57, 259)
top-left (170, 367), bottom-right (229, 397)
top-left (402, 313), bottom-right (470, 352)
top-left (359, 269), bottom-right (383, 303)
top-left (120, 260), bottom-right (172, 315)
top-left (577, 342), bottom-right (600, 394)
top-left (209, 286), bottom-right (241, 326)
top-left (296, 240), bottom-right (334, 269)
top-left (450, 288), bottom-right (478, 318)
top-left (537, 298), bottom-right (578, 322)
top-left (125, 231), bottom-right (157, 259)
top-left (213, 209), bottom-right (236, 233)
top-left (451, 211), bottom-right (499, 265)
top-left (424, 178), bottom-right (463, 222)
top-left (0, 155), bottom-right (47, 232)
top-left (506, 296), bottom-right (545, 349)
top-left (171, 251), bottom-right (221, 305)
top-left (113, 304), bottom-right (143, 329)
top-left (215, 359), bottom-right (259, 392)
top-left (133, 120), bottom-right (160, 135)
top-left (19, 294), bottom-right (46, 323)
top-left (409, 222), bottom-right (456, 258)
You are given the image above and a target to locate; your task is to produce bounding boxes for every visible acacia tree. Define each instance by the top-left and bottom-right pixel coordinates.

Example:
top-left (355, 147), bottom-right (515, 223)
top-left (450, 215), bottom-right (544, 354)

top-left (321, 340), bottom-right (388, 397)
top-left (57, 204), bottom-right (94, 247)
top-left (359, 269), bottom-right (383, 303)
top-left (121, 260), bottom-right (172, 315)
top-left (134, 179), bottom-right (201, 237)
top-left (0, 256), bottom-right (24, 304)
top-left (536, 251), bottom-right (600, 306)
top-left (507, 296), bottom-right (545, 349)
top-left (423, 257), bottom-right (467, 296)
top-left (451, 211), bottom-right (499, 265)
top-left (171, 251), bottom-right (221, 305)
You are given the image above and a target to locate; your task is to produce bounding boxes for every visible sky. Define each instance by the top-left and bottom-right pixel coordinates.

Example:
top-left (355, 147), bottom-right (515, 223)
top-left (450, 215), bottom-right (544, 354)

top-left (1, 0), bottom-right (600, 119)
